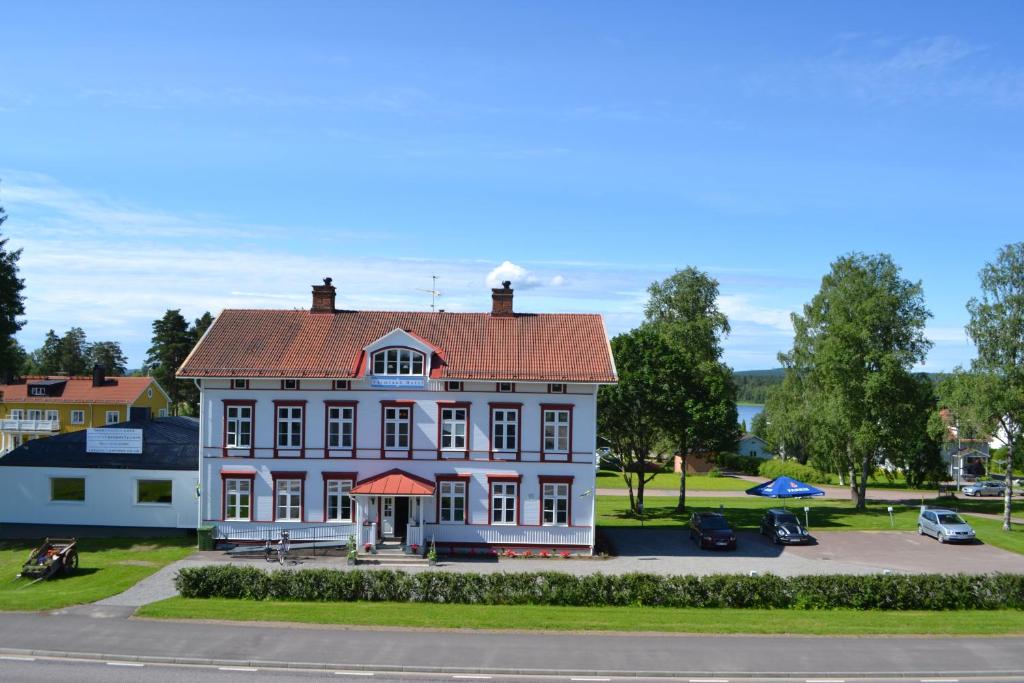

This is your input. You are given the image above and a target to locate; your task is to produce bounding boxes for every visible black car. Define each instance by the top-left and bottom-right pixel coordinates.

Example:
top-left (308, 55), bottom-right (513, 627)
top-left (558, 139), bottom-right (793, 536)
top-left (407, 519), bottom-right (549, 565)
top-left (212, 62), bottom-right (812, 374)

top-left (688, 512), bottom-right (737, 550)
top-left (759, 508), bottom-right (814, 545)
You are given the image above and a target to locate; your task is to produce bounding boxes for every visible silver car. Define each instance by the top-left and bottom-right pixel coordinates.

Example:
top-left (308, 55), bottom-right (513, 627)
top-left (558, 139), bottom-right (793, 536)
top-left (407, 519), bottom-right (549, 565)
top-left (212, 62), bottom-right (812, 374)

top-left (962, 480), bottom-right (1006, 497)
top-left (918, 508), bottom-right (976, 543)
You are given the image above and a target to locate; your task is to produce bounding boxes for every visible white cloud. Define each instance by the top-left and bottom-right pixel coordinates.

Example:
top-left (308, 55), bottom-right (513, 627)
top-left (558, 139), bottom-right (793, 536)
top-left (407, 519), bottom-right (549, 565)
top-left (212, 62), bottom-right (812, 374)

top-left (717, 294), bottom-right (795, 333)
top-left (485, 260), bottom-right (565, 291)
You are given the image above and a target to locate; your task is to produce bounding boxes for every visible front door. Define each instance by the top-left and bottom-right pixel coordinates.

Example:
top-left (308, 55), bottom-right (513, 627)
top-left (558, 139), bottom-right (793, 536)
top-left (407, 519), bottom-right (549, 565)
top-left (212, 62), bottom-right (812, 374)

top-left (394, 497), bottom-right (409, 539)
top-left (381, 496), bottom-right (395, 537)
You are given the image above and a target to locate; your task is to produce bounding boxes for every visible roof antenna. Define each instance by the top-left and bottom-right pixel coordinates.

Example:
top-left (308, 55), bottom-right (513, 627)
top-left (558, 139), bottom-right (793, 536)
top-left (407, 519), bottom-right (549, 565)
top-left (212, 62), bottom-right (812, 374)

top-left (417, 275), bottom-right (442, 312)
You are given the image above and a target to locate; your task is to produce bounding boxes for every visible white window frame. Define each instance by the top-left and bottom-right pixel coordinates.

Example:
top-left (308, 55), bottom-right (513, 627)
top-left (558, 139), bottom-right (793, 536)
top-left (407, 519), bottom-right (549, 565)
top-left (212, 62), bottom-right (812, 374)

top-left (70, 410), bottom-right (85, 425)
top-left (543, 409), bottom-right (571, 454)
top-left (232, 379), bottom-right (249, 390)
top-left (226, 405), bottom-right (253, 449)
top-left (105, 410), bottom-right (120, 425)
top-left (275, 478), bottom-right (303, 521)
top-left (9, 409), bottom-right (23, 420)
top-left (333, 380), bottom-right (350, 390)
top-left (542, 482), bottom-right (570, 526)
top-left (384, 406), bottom-right (410, 449)
top-left (490, 481), bottom-right (517, 525)
top-left (440, 407), bottom-right (467, 451)
top-left (327, 406), bottom-right (355, 449)
top-left (276, 405), bottom-right (303, 449)
top-left (50, 476), bottom-right (86, 503)
top-left (158, 408), bottom-right (168, 417)
top-left (491, 408), bottom-right (518, 452)
top-left (136, 479), bottom-right (174, 506)
top-left (282, 379), bottom-right (299, 390)
top-left (28, 409), bottom-right (43, 420)
top-left (548, 383), bottom-right (566, 394)
top-left (372, 348), bottom-right (425, 376)
top-left (439, 480), bottom-right (466, 523)
top-left (325, 479), bottom-right (353, 522)
top-left (224, 478), bottom-right (252, 521)
top-left (445, 381), bottom-right (463, 392)
top-left (45, 409), bottom-right (59, 422)
top-left (497, 382), bottom-right (514, 393)
top-left (30, 386), bottom-right (47, 396)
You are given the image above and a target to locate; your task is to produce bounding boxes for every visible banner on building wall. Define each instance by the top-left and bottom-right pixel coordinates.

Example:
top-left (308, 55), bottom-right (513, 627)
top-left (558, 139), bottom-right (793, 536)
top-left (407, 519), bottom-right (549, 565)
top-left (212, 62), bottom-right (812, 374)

top-left (87, 428), bottom-right (143, 454)
top-left (369, 377), bottom-right (427, 388)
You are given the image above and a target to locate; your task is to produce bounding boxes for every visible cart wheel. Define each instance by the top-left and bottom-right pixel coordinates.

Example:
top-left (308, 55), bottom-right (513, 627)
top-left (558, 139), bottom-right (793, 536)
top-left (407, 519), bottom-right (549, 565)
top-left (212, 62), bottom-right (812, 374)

top-left (62, 551), bottom-right (78, 575)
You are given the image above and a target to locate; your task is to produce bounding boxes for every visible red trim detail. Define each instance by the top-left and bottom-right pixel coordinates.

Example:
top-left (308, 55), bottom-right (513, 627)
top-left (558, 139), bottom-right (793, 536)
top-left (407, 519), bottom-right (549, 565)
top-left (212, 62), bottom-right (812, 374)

top-left (538, 475), bottom-right (574, 527)
top-left (435, 473), bottom-right (471, 524)
top-left (219, 470), bottom-right (256, 522)
top-left (488, 402), bottom-right (522, 461)
top-left (436, 401), bottom-right (471, 459)
top-left (321, 471), bottom-right (357, 523)
top-left (270, 471), bottom-right (306, 522)
top-left (324, 400), bottom-right (358, 458)
top-left (273, 399), bottom-right (307, 458)
top-left (351, 467), bottom-right (436, 496)
top-left (380, 400), bottom-right (414, 458)
top-left (539, 404), bottom-right (574, 462)
top-left (221, 399), bottom-right (256, 457)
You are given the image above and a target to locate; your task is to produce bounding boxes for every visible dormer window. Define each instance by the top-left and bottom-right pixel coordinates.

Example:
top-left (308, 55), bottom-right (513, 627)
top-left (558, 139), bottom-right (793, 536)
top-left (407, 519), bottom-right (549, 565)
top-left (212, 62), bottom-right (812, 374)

top-left (30, 386), bottom-right (47, 396)
top-left (372, 348), bottom-right (424, 376)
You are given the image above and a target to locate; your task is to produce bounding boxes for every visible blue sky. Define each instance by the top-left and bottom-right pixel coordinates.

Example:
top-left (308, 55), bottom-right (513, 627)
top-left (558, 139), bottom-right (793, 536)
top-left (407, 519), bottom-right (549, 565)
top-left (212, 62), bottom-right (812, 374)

top-left (2, 2), bottom-right (1022, 372)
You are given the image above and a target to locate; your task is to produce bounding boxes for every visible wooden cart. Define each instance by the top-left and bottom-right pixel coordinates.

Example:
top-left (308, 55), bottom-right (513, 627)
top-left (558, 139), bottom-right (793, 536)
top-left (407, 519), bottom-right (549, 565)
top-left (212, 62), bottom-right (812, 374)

top-left (18, 538), bottom-right (78, 582)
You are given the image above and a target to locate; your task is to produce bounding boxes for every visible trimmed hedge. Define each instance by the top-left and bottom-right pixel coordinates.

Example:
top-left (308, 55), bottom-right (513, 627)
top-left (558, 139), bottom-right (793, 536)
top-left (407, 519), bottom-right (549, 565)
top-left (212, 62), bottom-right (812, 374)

top-left (175, 566), bottom-right (1024, 610)
top-left (758, 459), bottom-right (832, 484)
top-left (713, 452), bottom-right (762, 475)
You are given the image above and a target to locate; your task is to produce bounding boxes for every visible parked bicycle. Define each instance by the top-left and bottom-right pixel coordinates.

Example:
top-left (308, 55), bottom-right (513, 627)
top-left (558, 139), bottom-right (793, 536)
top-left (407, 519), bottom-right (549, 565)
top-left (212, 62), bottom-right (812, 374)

top-left (264, 530), bottom-right (290, 565)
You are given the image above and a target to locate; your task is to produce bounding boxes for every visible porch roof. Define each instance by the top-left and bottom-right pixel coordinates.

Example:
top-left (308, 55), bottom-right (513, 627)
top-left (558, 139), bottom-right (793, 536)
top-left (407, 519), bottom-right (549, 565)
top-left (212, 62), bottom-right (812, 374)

top-left (351, 468), bottom-right (436, 496)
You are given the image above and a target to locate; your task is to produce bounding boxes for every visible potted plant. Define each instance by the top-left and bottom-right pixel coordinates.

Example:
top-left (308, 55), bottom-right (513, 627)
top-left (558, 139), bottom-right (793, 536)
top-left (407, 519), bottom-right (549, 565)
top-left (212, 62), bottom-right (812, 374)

top-left (364, 542), bottom-right (376, 555)
top-left (427, 538), bottom-right (438, 566)
top-left (346, 536), bottom-right (357, 566)
top-left (408, 543), bottom-right (420, 556)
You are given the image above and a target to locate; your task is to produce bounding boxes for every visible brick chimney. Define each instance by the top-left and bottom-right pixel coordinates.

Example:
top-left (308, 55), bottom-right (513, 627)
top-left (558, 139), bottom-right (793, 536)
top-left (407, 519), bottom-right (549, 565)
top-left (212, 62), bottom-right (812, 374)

top-left (311, 277), bottom-right (337, 313)
top-left (92, 364), bottom-right (106, 387)
top-left (491, 280), bottom-right (514, 317)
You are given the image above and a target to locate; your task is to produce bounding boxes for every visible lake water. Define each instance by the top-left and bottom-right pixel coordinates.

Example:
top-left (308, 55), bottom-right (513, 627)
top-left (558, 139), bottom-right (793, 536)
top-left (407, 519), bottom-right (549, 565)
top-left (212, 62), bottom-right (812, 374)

top-left (737, 404), bottom-right (763, 431)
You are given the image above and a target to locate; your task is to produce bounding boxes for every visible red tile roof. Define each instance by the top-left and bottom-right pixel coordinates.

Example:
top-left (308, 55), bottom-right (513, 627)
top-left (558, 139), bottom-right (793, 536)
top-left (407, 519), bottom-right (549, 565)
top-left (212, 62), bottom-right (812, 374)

top-left (350, 469), bottom-right (436, 496)
top-left (179, 309), bottom-right (616, 382)
top-left (0, 376), bottom-right (160, 405)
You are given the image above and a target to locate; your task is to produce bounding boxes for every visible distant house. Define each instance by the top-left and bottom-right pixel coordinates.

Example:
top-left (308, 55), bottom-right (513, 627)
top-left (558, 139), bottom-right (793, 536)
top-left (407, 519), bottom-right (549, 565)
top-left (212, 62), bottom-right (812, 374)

top-left (938, 408), bottom-right (991, 478)
top-left (738, 433), bottom-right (773, 460)
top-left (0, 367), bottom-right (171, 454)
top-left (0, 411), bottom-right (198, 537)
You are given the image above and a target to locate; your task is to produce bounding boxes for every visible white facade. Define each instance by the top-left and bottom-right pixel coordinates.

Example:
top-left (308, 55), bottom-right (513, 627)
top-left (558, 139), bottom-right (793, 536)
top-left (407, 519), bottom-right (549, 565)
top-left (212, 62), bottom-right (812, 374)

top-left (199, 375), bottom-right (599, 551)
top-left (738, 434), bottom-right (773, 460)
top-left (0, 466), bottom-right (199, 529)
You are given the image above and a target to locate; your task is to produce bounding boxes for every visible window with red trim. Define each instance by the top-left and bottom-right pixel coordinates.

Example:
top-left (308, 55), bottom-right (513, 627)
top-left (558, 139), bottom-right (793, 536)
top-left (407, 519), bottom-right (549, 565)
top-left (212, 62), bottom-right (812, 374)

top-left (274, 478), bottom-right (303, 521)
top-left (276, 405), bottom-right (303, 449)
top-left (491, 408), bottom-right (518, 452)
top-left (226, 405), bottom-right (253, 449)
top-left (440, 406), bottom-right (468, 450)
top-left (384, 405), bottom-right (411, 449)
top-left (224, 477), bottom-right (253, 521)
top-left (542, 481), bottom-right (570, 526)
top-left (327, 405), bottom-right (355, 449)
top-left (543, 409), bottom-right (571, 453)
top-left (325, 479), bottom-right (353, 522)
top-left (439, 480), bottom-right (467, 523)
top-left (490, 481), bottom-right (517, 525)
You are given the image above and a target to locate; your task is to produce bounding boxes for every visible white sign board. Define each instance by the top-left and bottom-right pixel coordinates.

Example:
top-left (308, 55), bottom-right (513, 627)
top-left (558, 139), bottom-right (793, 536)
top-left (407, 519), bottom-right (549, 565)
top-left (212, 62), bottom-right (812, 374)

top-left (369, 376), bottom-right (427, 388)
top-left (87, 428), bottom-right (143, 454)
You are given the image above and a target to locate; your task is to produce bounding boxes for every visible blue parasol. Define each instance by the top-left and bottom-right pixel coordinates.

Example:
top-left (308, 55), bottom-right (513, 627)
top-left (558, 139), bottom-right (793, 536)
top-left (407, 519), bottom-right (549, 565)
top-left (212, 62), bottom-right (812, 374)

top-left (745, 475), bottom-right (826, 499)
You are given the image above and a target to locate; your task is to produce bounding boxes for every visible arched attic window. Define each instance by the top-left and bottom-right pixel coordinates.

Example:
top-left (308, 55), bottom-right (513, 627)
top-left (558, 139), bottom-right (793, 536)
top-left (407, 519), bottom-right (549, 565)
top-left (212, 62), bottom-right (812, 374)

top-left (372, 348), bottom-right (425, 376)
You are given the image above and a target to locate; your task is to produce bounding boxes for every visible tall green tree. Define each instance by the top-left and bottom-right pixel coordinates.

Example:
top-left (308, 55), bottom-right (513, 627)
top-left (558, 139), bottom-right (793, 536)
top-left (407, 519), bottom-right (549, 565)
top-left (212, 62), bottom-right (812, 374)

top-left (941, 243), bottom-right (1024, 530)
top-left (58, 326), bottom-right (90, 375)
top-left (27, 330), bottom-right (62, 374)
top-left (597, 325), bottom-right (674, 513)
top-left (87, 340), bottom-right (128, 375)
top-left (643, 268), bottom-right (738, 511)
top-left (0, 201), bottom-right (26, 378)
top-left (193, 312), bottom-right (214, 342)
top-left (781, 253), bottom-right (932, 509)
top-left (146, 310), bottom-right (194, 414)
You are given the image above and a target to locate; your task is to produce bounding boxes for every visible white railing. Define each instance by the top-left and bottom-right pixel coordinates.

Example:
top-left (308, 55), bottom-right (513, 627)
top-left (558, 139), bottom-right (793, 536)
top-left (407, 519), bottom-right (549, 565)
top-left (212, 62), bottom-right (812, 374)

top-left (215, 522), bottom-right (357, 543)
top-left (0, 419), bottom-right (60, 433)
top-left (423, 524), bottom-right (593, 548)
top-left (360, 522), bottom-right (377, 548)
top-left (406, 523), bottom-right (424, 549)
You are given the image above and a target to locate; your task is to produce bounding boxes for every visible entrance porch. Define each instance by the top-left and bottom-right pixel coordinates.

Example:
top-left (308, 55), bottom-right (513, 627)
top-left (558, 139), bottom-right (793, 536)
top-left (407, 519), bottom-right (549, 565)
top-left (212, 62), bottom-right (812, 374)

top-left (350, 468), bottom-right (435, 551)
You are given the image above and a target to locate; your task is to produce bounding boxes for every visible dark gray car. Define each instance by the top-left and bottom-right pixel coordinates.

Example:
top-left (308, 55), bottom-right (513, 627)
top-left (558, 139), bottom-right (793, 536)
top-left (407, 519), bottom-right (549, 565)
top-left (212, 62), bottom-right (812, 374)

top-left (759, 508), bottom-right (814, 545)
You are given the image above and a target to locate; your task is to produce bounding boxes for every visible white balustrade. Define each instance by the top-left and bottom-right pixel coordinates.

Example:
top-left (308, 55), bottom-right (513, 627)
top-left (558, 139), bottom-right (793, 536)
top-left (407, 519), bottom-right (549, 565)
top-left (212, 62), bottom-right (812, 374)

top-left (360, 523), bottom-right (377, 548)
top-left (215, 522), bottom-right (356, 542)
top-left (406, 523), bottom-right (424, 549)
top-left (0, 419), bottom-right (60, 433)
top-left (423, 524), bottom-right (592, 548)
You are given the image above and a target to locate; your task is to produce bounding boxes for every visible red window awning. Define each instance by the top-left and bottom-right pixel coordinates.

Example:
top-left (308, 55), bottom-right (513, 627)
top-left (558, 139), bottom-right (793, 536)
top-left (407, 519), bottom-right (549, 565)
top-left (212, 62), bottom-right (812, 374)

top-left (350, 469), bottom-right (436, 496)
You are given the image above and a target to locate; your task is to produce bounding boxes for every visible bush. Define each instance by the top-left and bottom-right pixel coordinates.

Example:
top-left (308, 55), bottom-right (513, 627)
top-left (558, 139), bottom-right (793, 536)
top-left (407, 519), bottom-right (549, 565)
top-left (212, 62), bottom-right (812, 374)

top-left (174, 567), bottom-right (1024, 611)
top-left (758, 459), bottom-right (832, 484)
top-left (713, 452), bottom-right (761, 475)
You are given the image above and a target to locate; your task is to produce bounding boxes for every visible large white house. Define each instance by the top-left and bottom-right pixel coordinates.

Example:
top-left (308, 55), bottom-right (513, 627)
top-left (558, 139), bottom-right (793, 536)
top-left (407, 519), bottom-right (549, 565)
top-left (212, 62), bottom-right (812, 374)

top-left (179, 278), bottom-right (617, 554)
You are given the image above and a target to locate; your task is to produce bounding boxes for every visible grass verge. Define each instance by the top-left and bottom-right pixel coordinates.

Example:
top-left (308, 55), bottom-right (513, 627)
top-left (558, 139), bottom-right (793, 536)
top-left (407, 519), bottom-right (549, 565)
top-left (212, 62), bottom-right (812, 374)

top-left (0, 537), bottom-right (194, 611)
top-left (596, 471), bottom-right (750, 492)
top-left (138, 597), bottom-right (1024, 635)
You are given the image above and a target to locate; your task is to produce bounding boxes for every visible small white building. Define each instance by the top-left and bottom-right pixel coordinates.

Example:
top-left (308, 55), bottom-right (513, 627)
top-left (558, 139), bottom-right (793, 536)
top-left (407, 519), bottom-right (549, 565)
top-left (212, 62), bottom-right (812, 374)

top-left (738, 433), bottom-right (773, 460)
top-left (0, 414), bottom-right (199, 537)
top-left (179, 278), bottom-right (617, 553)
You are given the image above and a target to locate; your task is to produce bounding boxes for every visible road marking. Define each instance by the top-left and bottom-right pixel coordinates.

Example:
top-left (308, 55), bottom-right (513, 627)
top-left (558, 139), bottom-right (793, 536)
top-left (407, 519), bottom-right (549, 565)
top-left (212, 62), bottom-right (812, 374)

top-left (570, 679), bottom-right (611, 682)
top-left (334, 673), bottom-right (375, 677)
top-left (452, 677), bottom-right (493, 680)
top-left (0, 655), bottom-right (36, 662)
top-left (219, 666), bottom-right (259, 672)
top-left (805, 680), bottom-right (845, 683)
top-left (690, 679), bottom-right (730, 683)
top-left (920, 680), bottom-right (959, 683)
top-left (106, 661), bottom-right (144, 667)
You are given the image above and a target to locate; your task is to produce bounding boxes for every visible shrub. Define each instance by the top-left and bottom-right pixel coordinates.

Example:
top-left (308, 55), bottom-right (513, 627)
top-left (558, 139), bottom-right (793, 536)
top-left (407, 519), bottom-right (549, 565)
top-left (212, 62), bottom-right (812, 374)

top-left (713, 452), bottom-right (762, 475)
top-left (758, 458), bottom-right (832, 484)
top-left (174, 567), bottom-right (1024, 611)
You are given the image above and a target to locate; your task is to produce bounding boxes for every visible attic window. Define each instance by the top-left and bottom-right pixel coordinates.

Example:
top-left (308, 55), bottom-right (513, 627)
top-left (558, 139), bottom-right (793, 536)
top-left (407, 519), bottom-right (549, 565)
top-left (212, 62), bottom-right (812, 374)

top-left (333, 380), bottom-right (351, 390)
top-left (372, 349), bottom-right (424, 376)
top-left (30, 386), bottom-right (47, 396)
top-left (282, 379), bottom-right (300, 390)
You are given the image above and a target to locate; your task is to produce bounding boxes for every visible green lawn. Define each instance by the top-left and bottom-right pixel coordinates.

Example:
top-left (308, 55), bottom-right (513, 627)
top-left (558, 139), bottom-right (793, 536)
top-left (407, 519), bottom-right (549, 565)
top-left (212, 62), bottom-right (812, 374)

top-left (596, 471), bottom-right (750, 491)
top-left (0, 537), bottom-right (194, 611)
top-left (138, 598), bottom-right (1024, 635)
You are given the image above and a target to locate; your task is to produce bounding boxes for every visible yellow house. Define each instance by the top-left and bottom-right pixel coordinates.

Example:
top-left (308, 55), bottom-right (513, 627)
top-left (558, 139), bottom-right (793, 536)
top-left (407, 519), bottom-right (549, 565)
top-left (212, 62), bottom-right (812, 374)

top-left (0, 368), bottom-right (171, 454)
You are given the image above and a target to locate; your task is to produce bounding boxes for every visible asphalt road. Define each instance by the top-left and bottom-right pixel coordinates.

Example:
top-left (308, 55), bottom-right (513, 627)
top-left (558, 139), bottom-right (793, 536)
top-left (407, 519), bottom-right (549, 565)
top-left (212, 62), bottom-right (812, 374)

top-left (2, 611), bottom-right (1023, 679)
top-left (3, 656), bottom-right (1024, 683)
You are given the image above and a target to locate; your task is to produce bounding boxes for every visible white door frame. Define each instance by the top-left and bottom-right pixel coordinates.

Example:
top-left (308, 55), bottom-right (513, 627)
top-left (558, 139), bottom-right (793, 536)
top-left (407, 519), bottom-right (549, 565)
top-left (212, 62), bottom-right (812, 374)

top-left (381, 496), bottom-right (396, 537)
